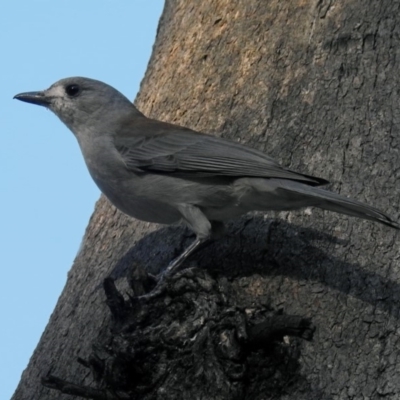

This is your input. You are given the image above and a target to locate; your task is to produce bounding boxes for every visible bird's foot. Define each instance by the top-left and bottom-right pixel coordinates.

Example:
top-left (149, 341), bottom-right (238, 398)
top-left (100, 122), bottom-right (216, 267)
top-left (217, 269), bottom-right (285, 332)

top-left (135, 256), bottom-right (188, 301)
top-left (135, 237), bottom-right (208, 301)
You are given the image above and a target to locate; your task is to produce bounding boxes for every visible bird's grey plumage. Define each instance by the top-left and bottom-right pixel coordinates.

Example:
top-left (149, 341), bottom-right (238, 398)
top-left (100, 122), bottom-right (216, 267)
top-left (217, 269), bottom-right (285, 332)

top-left (14, 77), bottom-right (400, 289)
top-left (115, 121), bottom-right (328, 184)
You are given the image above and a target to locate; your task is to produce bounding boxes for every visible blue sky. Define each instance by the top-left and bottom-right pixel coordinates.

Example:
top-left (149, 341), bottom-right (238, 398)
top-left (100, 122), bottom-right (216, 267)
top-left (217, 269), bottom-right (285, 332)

top-left (1, 2), bottom-right (164, 398)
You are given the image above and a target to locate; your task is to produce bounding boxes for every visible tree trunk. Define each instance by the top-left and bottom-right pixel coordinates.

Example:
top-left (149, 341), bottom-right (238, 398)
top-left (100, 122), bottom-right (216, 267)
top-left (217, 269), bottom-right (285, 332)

top-left (12, 0), bottom-right (400, 399)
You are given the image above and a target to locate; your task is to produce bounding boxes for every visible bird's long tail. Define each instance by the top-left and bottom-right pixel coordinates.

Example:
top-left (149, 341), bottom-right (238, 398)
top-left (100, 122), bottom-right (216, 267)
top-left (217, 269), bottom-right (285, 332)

top-left (279, 182), bottom-right (400, 229)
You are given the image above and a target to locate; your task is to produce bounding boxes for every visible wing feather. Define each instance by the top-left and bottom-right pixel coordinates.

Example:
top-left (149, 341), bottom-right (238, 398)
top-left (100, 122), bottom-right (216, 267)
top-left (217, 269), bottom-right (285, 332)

top-left (114, 117), bottom-right (328, 186)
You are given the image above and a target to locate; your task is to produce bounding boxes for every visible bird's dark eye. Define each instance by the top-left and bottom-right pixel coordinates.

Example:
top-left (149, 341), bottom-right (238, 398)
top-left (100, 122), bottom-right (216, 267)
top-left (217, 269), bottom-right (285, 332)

top-left (65, 84), bottom-right (80, 97)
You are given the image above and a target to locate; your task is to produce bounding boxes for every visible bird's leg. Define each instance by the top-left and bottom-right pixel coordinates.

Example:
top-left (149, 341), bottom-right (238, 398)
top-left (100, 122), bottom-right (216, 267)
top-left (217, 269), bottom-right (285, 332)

top-left (138, 206), bottom-right (222, 300)
top-left (160, 219), bottom-right (224, 278)
top-left (137, 237), bottom-right (208, 301)
top-left (160, 236), bottom-right (208, 279)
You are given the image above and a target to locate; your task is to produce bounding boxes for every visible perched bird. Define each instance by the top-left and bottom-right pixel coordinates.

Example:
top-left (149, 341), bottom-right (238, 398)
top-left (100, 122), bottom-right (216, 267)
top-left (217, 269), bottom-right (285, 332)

top-left (14, 77), bottom-right (399, 288)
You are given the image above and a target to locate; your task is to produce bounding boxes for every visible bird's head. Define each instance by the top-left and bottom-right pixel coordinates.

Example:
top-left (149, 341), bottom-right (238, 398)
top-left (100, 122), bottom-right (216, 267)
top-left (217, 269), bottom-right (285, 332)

top-left (14, 77), bottom-right (139, 136)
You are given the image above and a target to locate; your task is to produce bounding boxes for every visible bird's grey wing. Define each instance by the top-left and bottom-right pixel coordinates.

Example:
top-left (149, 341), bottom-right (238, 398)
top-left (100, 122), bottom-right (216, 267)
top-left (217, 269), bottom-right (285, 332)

top-left (115, 118), bottom-right (328, 186)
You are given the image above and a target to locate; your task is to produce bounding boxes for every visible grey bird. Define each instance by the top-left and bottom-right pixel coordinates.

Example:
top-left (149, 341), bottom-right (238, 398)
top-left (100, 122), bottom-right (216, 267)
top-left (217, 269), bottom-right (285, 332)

top-left (14, 77), bottom-right (399, 289)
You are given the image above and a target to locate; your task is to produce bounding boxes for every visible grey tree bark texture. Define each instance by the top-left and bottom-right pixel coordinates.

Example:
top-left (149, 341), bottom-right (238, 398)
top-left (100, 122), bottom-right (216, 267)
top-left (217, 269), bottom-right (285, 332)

top-left (12, 0), bottom-right (400, 399)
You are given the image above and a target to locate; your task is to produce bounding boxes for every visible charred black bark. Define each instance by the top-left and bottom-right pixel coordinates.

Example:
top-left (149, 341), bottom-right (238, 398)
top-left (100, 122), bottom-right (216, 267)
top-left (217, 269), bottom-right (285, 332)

top-left (42, 268), bottom-right (315, 400)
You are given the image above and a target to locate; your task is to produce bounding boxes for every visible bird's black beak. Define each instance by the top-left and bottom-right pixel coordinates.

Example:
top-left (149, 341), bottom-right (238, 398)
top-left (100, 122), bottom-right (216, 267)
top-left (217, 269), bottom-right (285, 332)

top-left (13, 91), bottom-right (50, 107)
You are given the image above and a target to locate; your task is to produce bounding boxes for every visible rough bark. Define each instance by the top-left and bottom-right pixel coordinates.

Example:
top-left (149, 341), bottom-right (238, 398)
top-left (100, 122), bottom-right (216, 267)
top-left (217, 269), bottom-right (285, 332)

top-left (12, 0), bottom-right (400, 399)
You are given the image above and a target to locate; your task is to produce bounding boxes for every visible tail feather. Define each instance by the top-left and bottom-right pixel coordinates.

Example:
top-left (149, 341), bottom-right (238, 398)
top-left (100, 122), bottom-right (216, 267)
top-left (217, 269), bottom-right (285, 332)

top-left (282, 184), bottom-right (400, 230)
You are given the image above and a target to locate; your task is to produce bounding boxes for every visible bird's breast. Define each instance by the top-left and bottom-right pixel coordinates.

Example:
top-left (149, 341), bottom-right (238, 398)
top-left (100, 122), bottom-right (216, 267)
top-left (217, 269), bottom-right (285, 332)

top-left (80, 141), bottom-right (181, 225)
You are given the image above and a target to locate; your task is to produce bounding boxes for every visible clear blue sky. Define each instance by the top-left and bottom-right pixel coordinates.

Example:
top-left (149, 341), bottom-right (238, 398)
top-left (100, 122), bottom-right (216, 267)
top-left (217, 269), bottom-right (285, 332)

top-left (1, 2), bottom-right (164, 398)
